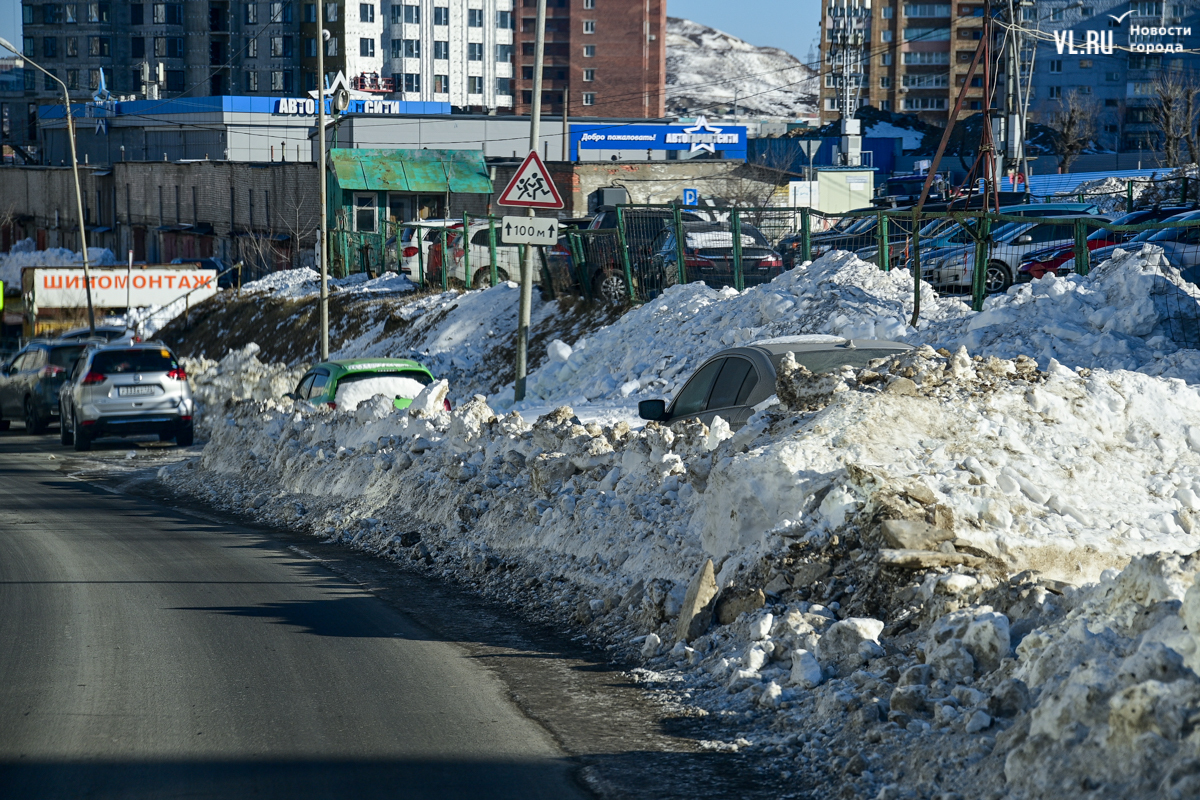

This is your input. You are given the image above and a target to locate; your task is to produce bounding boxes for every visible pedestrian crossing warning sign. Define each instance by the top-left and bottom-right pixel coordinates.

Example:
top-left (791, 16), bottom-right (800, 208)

top-left (496, 151), bottom-right (565, 209)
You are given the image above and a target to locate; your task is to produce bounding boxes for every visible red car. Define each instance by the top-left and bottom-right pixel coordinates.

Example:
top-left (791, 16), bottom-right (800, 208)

top-left (1017, 207), bottom-right (1196, 281)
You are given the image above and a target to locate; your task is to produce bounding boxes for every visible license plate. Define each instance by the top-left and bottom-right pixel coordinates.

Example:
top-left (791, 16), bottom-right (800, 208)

top-left (117, 385), bottom-right (155, 397)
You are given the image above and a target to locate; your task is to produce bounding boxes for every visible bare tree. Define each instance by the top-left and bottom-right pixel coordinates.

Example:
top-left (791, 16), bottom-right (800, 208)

top-left (1050, 89), bottom-right (1099, 172)
top-left (1149, 72), bottom-right (1200, 168)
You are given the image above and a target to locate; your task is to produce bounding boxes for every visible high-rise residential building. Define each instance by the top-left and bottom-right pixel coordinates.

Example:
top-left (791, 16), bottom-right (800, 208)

top-left (512, 0), bottom-right (666, 119)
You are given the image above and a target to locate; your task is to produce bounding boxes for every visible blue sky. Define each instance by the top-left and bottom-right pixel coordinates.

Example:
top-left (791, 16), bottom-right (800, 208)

top-left (0, 0), bottom-right (823, 64)
top-left (670, 0), bottom-right (821, 60)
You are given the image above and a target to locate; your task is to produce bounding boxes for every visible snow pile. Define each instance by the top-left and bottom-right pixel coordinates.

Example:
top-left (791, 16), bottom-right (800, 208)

top-left (0, 240), bottom-right (117, 287)
top-left (182, 343), bottom-right (307, 437)
top-left (241, 268), bottom-right (415, 299)
top-left (171, 344), bottom-right (1200, 796)
top-left (666, 17), bottom-right (817, 119)
top-left (1070, 164), bottom-right (1200, 213)
top-left (334, 375), bottom-right (428, 410)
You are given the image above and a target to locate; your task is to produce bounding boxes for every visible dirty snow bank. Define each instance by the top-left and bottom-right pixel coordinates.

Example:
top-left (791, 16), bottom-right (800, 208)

top-left (505, 247), bottom-right (1200, 413)
top-left (169, 343), bottom-right (1200, 797)
top-left (241, 267), bottom-right (416, 299)
top-left (182, 344), bottom-right (307, 438)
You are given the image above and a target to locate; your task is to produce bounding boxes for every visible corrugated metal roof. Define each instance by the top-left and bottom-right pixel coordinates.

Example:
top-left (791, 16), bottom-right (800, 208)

top-left (998, 168), bottom-right (1169, 196)
top-left (328, 148), bottom-right (492, 193)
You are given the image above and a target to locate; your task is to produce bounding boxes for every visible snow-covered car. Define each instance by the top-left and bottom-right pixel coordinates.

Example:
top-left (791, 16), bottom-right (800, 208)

top-left (289, 358), bottom-right (447, 412)
top-left (59, 342), bottom-right (195, 450)
top-left (638, 337), bottom-right (914, 430)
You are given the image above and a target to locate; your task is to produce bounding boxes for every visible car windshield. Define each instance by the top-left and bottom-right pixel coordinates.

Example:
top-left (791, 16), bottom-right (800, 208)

top-left (333, 370), bottom-right (432, 409)
top-left (49, 345), bottom-right (85, 369)
top-left (787, 348), bottom-right (908, 374)
top-left (919, 218), bottom-right (959, 238)
top-left (91, 349), bottom-right (177, 374)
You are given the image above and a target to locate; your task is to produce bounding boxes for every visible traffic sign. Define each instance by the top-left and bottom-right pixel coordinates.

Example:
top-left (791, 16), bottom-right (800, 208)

top-left (501, 216), bottom-right (559, 246)
top-left (497, 151), bottom-right (564, 209)
top-left (682, 188), bottom-right (698, 206)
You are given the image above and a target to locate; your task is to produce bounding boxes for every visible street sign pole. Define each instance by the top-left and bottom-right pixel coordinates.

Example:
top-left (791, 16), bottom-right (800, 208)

top-left (516, 0), bottom-right (548, 402)
top-left (317, 0), bottom-right (329, 360)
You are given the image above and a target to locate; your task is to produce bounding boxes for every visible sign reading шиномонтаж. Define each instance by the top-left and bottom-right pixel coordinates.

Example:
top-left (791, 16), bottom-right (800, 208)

top-left (30, 268), bottom-right (218, 308)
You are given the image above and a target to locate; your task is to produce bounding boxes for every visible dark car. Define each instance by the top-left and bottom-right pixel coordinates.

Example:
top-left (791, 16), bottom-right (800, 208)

top-left (0, 340), bottom-right (89, 432)
top-left (1017, 206), bottom-right (1200, 281)
top-left (638, 337), bottom-right (914, 430)
top-left (580, 206), bottom-right (705, 302)
top-left (652, 221), bottom-right (783, 290)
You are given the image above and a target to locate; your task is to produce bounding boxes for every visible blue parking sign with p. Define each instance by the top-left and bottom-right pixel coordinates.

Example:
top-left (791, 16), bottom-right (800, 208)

top-left (682, 188), bottom-right (698, 206)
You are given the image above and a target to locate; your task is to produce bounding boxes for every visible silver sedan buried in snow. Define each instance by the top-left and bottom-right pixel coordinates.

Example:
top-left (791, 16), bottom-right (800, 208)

top-left (638, 337), bottom-right (914, 430)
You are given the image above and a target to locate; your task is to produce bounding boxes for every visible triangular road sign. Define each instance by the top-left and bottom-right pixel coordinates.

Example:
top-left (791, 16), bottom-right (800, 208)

top-left (497, 151), bottom-right (564, 209)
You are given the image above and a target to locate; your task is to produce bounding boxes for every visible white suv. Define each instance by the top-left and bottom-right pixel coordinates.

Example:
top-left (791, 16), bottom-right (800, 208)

top-left (59, 343), bottom-right (195, 451)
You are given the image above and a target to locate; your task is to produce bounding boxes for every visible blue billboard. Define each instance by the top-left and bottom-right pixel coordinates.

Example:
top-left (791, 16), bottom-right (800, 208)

top-left (569, 116), bottom-right (748, 161)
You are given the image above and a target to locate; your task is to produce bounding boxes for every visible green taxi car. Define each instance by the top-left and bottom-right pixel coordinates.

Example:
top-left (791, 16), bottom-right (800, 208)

top-left (290, 358), bottom-right (439, 411)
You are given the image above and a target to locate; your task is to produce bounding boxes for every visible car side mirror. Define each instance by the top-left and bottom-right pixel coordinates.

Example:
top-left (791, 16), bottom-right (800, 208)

top-left (1016, 235), bottom-right (1033, 244)
top-left (638, 399), bottom-right (667, 421)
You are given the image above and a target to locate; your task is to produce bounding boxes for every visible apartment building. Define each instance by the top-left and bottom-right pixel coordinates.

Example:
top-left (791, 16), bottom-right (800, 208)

top-left (819, 1), bottom-right (988, 128)
top-left (512, 0), bottom-right (666, 119)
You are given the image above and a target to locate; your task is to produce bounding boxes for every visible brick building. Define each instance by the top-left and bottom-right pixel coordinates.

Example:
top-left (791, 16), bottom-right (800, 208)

top-left (513, 0), bottom-right (665, 119)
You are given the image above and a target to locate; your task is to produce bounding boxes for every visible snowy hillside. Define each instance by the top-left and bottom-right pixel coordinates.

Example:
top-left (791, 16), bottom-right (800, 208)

top-left (666, 17), bottom-right (818, 120)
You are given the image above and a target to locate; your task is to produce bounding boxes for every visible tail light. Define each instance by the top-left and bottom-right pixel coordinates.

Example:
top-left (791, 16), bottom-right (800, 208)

top-left (180, 415), bottom-right (192, 421)
top-left (40, 365), bottom-right (65, 377)
top-left (81, 371), bottom-right (106, 385)
top-left (757, 257), bottom-right (783, 269)
top-left (327, 402), bottom-right (337, 409)
top-left (443, 398), bottom-right (452, 412)
top-left (166, 368), bottom-right (187, 381)
top-left (454, 248), bottom-right (465, 259)
top-left (132, 336), bottom-right (142, 343)
top-left (403, 246), bottom-right (418, 257)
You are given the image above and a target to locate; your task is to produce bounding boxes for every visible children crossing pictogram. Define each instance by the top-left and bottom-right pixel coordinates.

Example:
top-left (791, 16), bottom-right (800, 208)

top-left (497, 151), bottom-right (564, 209)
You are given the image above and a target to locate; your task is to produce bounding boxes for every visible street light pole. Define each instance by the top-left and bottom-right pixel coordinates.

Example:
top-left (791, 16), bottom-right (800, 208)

top-left (514, 0), bottom-right (546, 402)
top-left (316, 3), bottom-right (329, 360)
top-left (1, 37), bottom-right (96, 334)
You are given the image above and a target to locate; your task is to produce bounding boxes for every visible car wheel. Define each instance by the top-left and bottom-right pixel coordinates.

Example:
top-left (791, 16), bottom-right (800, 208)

top-left (176, 422), bottom-right (194, 447)
top-left (60, 403), bottom-right (74, 445)
top-left (24, 398), bottom-right (46, 434)
top-left (985, 261), bottom-right (1013, 294)
top-left (72, 411), bottom-right (91, 452)
top-left (591, 271), bottom-right (628, 305)
top-left (473, 268), bottom-right (508, 288)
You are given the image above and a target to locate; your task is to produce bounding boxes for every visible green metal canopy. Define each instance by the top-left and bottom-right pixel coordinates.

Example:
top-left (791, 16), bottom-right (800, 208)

top-left (328, 148), bottom-right (492, 193)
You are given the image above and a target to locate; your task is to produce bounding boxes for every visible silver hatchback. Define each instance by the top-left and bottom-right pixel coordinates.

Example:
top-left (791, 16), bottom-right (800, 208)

top-left (59, 343), bottom-right (196, 451)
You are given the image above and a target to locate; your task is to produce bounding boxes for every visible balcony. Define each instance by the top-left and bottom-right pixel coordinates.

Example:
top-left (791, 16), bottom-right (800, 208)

top-left (352, 73), bottom-right (394, 93)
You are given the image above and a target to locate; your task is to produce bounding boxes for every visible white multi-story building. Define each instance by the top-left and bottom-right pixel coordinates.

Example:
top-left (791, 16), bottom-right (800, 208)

top-left (305, 0), bottom-right (514, 111)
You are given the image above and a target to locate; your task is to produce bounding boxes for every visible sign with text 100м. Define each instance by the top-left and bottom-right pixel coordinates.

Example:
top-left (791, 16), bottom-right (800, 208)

top-left (501, 216), bottom-right (559, 246)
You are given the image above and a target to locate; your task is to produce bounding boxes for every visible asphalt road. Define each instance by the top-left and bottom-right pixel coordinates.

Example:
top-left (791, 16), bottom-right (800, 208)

top-left (0, 432), bottom-right (588, 800)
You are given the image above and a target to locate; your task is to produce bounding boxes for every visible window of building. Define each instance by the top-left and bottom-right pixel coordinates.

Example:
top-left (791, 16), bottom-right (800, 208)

top-left (360, 37), bottom-right (375, 57)
top-left (1135, 1), bottom-right (1162, 16)
top-left (496, 43), bottom-right (512, 61)
top-left (130, 2), bottom-right (144, 23)
top-left (244, 71), bottom-right (257, 91)
top-left (1049, 86), bottom-right (1062, 99)
top-left (165, 69), bottom-right (184, 91)
top-left (360, 3), bottom-right (374, 21)
top-left (270, 2), bottom-right (293, 23)
top-left (433, 6), bottom-right (449, 25)
top-left (905, 27), bottom-right (951, 40)
top-left (45, 70), bottom-right (58, 91)
top-left (22, 4), bottom-right (33, 24)
top-left (496, 77), bottom-right (512, 95)
top-left (583, 68), bottom-right (595, 81)
top-left (1105, 98), bottom-right (1119, 106)
top-left (433, 73), bottom-right (449, 93)
top-left (582, 92), bottom-right (595, 105)
top-left (67, 69), bottom-right (80, 89)
top-left (957, 27), bottom-right (982, 38)
top-left (131, 37), bottom-right (143, 58)
top-left (905, 4), bottom-right (950, 15)
top-left (468, 75), bottom-right (483, 94)
top-left (584, 0), bottom-right (595, 7)
top-left (881, 53), bottom-right (892, 65)
top-left (1079, 59), bottom-right (1092, 68)
top-left (883, 5), bottom-right (894, 17)
top-left (1049, 59), bottom-right (1062, 73)
top-left (65, 3), bottom-right (78, 22)
top-left (903, 73), bottom-right (949, 87)
top-left (355, 194), bottom-right (377, 232)
top-left (903, 50), bottom-right (950, 64)
top-left (1078, 85), bottom-right (1092, 94)
top-left (306, 37), bottom-right (317, 56)
top-left (583, 19), bottom-right (595, 33)
top-left (245, 2), bottom-right (257, 23)
top-left (153, 3), bottom-right (182, 24)
top-left (66, 36), bottom-right (79, 57)
top-left (497, 9), bottom-right (512, 27)
top-left (881, 30), bottom-right (893, 41)
top-left (326, 37), bottom-right (337, 55)
top-left (583, 45), bottom-right (595, 56)
top-left (880, 76), bottom-right (891, 87)
top-left (1021, 6), bottom-right (1035, 20)
top-left (154, 37), bottom-right (183, 57)
top-left (44, 37), bottom-right (59, 58)
top-left (402, 4), bottom-right (418, 22)
top-left (958, 3), bottom-right (983, 14)
top-left (880, 99), bottom-right (892, 110)
top-left (468, 8), bottom-right (483, 26)
top-left (271, 70), bottom-right (292, 91)
top-left (248, 38), bottom-right (258, 57)
top-left (434, 40), bottom-right (449, 59)
top-left (1082, 6), bottom-right (1094, 15)
top-left (468, 42), bottom-right (483, 60)
top-left (325, 2), bottom-right (338, 21)
top-left (823, 97), bottom-right (837, 111)
top-left (404, 72), bottom-right (420, 92)
top-left (403, 39), bottom-right (419, 57)
top-left (903, 96), bottom-right (947, 109)
top-left (88, 3), bottom-right (109, 22)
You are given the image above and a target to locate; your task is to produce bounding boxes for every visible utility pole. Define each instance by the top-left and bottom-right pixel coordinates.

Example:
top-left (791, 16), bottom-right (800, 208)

top-left (830, 0), bottom-right (865, 165)
top-left (317, 0), bottom-right (329, 360)
top-left (514, 0), bottom-right (547, 402)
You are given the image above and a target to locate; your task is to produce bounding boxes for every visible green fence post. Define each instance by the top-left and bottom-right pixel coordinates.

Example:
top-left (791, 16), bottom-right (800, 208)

top-left (615, 205), bottom-right (636, 302)
top-left (1127, 180), bottom-right (1134, 213)
top-left (569, 231), bottom-right (591, 301)
top-left (439, 226), bottom-right (448, 290)
top-left (537, 246), bottom-right (555, 300)
top-left (1073, 217), bottom-right (1089, 277)
top-left (416, 225), bottom-right (425, 287)
top-left (969, 214), bottom-right (992, 313)
top-left (909, 210), bottom-right (921, 327)
top-left (800, 207), bottom-right (812, 263)
top-left (731, 208), bottom-right (744, 291)
top-left (487, 216), bottom-right (499, 286)
top-left (673, 204), bottom-right (687, 286)
top-left (877, 212), bottom-right (890, 271)
top-left (461, 212), bottom-right (472, 288)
